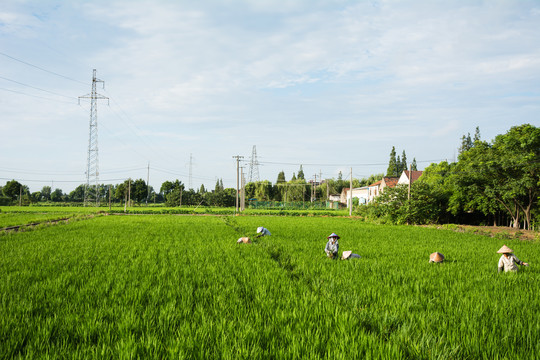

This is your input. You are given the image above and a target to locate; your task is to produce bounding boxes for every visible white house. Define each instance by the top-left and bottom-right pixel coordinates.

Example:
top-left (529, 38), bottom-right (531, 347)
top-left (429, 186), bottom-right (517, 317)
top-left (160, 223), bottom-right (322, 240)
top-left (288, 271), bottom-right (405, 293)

top-left (398, 170), bottom-right (424, 185)
top-left (340, 187), bottom-right (372, 207)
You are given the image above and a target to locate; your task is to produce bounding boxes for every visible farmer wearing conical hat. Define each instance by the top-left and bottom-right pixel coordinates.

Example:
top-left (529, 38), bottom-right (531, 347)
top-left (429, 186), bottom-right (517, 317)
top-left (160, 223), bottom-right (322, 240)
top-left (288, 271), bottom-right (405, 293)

top-left (497, 245), bottom-right (529, 273)
top-left (256, 227), bottom-right (271, 238)
top-left (429, 252), bottom-right (445, 263)
top-left (325, 233), bottom-right (339, 259)
top-left (341, 250), bottom-right (361, 260)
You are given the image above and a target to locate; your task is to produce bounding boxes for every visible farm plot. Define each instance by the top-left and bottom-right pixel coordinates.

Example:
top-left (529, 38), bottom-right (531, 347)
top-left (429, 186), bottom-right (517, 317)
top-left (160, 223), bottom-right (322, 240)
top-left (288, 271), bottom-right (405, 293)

top-left (0, 214), bottom-right (539, 359)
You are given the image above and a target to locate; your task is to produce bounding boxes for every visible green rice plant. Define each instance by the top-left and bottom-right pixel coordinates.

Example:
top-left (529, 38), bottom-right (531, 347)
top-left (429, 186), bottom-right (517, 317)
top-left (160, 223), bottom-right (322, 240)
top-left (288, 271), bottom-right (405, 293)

top-left (0, 214), bottom-right (538, 359)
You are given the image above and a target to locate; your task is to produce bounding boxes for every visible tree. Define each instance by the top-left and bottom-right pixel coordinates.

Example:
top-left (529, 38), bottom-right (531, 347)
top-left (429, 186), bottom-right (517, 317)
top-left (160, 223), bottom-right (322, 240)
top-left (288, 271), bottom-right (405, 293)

top-left (492, 124), bottom-right (539, 229)
top-left (401, 150), bottom-right (407, 173)
top-left (51, 188), bottom-right (64, 202)
top-left (297, 165), bottom-right (305, 180)
top-left (69, 185), bottom-right (85, 202)
top-left (165, 189), bottom-right (183, 207)
top-left (2, 180), bottom-right (23, 200)
top-left (366, 182), bottom-right (447, 225)
top-left (214, 179), bottom-right (224, 192)
top-left (387, 146), bottom-right (398, 177)
top-left (276, 171), bottom-right (286, 184)
top-left (161, 180), bottom-right (184, 197)
top-left (473, 126), bottom-right (481, 143)
top-left (411, 158), bottom-right (418, 171)
top-left (254, 181), bottom-right (273, 200)
top-left (450, 124), bottom-right (540, 229)
top-left (132, 179), bottom-right (148, 203)
top-left (459, 133), bottom-right (473, 154)
top-left (41, 186), bottom-right (52, 201)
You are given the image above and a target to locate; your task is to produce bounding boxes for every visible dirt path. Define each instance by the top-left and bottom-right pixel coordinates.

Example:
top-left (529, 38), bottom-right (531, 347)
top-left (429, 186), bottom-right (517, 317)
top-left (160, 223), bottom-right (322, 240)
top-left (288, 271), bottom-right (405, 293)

top-left (424, 224), bottom-right (539, 241)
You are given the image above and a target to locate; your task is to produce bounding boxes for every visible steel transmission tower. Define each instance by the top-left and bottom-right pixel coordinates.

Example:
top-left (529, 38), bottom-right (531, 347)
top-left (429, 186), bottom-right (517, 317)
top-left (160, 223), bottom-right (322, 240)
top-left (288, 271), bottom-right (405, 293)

top-left (248, 145), bottom-right (260, 183)
top-left (79, 69), bottom-right (108, 206)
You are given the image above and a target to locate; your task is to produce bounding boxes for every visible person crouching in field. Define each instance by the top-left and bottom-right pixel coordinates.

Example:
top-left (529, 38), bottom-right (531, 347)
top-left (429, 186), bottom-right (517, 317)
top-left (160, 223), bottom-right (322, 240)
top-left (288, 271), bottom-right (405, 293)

top-left (256, 227), bottom-right (271, 238)
top-left (325, 233), bottom-right (339, 259)
top-left (497, 245), bottom-right (529, 273)
top-left (429, 252), bottom-right (445, 263)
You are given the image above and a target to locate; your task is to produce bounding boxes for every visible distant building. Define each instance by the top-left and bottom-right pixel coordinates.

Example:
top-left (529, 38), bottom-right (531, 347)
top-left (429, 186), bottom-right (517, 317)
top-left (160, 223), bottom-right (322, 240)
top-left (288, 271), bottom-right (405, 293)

top-left (398, 170), bottom-right (424, 185)
top-left (328, 194), bottom-right (341, 202)
top-left (340, 187), bottom-right (372, 207)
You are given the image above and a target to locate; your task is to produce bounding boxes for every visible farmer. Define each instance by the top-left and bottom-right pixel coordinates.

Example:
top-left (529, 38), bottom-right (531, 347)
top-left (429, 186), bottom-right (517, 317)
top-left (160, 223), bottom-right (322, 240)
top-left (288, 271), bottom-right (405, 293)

top-left (324, 233), bottom-right (339, 259)
top-left (429, 252), bottom-right (445, 263)
top-left (256, 227), bottom-right (271, 238)
top-left (236, 237), bottom-right (251, 244)
top-left (341, 250), bottom-right (361, 260)
top-left (497, 245), bottom-right (529, 273)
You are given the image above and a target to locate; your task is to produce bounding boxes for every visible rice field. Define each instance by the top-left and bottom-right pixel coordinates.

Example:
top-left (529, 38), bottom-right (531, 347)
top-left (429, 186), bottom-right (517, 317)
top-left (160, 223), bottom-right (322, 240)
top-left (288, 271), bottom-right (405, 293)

top-left (1, 212), bottom-right (539, 359)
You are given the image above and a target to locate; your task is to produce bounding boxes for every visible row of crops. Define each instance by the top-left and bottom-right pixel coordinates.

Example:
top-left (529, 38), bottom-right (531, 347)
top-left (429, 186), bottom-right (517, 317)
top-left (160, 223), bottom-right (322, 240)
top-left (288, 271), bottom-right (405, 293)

top-left (1, 211), bottom-right (539, 358)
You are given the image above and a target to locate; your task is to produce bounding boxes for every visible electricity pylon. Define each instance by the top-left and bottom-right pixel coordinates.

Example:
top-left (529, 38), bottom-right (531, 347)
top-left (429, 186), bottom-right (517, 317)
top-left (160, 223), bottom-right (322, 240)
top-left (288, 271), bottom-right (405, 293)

top-left (79, 69), bottom-right (108, 206)
top-left (248, 145), bottom-right (260, 183)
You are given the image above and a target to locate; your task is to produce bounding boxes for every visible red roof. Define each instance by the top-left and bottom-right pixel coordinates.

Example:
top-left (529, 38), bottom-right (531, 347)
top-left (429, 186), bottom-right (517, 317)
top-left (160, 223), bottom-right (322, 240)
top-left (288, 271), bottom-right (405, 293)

top-left (382, 177), bottom-right (399, 188)
top-left (404, 170), bottom-right (423, 183)
top-left (369, 180), bottom-right (382, 187)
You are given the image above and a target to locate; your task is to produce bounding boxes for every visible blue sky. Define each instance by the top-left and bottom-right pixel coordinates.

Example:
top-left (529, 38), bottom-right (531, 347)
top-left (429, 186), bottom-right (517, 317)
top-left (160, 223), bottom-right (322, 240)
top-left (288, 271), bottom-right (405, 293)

top-left (1, 0), bottom-right (539, 193)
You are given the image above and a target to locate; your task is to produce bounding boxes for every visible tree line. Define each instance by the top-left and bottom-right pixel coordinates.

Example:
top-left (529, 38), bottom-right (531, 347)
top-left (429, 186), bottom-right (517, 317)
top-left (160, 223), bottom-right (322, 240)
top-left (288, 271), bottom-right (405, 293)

top-left (361, 124), bottom-right (539, 229)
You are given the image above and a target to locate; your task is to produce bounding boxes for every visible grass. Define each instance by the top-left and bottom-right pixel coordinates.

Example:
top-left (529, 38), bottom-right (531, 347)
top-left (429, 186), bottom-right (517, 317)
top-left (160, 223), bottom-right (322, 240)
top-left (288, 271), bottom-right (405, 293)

top-left (0, 213), bottom-right (538, 359)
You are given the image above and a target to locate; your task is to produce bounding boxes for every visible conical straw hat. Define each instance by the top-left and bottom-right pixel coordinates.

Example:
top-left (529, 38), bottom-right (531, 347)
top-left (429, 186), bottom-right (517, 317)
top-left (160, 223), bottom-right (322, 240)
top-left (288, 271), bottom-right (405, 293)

top-left (342, 251), bottom-right (352, 260)
top-left (327, 233), bottom-right (340, 239)
top-left (429, 252), bottom-right (444, 263)
top-left (497, 245), bottom-right (513, 253)
top-left (237, 237), bottom-right (251, 244)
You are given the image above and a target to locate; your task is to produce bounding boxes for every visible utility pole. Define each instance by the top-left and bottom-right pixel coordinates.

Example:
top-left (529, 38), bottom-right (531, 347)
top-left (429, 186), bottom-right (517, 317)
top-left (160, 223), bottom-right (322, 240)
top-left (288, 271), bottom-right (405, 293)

top-left (240, 166), bottom-right (246, 211)
top-left (128, 178), bottom-right (131, 208)
top-left (408, 164), bottom-right (412, 225)
top-left (189, 153), bottom-right (193, 189)
top-left (313, 174), bottom-right (317, 202)
top-left (349, 167), bottom-right (353, 217)
top-left (79, 69), bottom-right (108, 207)
top-left (326, 179), bottom-right (329, 202)
top-left (408, 164), bottom-right (412, 200)
top-left (146, 162), bottom-right (150, 205)
top-left (108, 185), bottom-right (111, 211)
top-left (232, 155), bottom-right (243, 213)
top-left (19, 186), bottom-right (22, 206)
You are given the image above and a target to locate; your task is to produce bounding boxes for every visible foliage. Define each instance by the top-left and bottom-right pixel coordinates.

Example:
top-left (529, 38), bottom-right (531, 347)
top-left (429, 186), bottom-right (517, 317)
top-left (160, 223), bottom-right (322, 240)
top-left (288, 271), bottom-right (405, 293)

top-left (50, 188), bottom-right (64, 202)
top-left (1, 214), bottom-right (539, 358)
top-left (2, 180), bottom-right (26, 200)
top-left (362, 182), bottom-right (449, 225)
top-left (450, 124), bottom-right (539, 229)
top-left (386, 146), bottom-right (398, 177)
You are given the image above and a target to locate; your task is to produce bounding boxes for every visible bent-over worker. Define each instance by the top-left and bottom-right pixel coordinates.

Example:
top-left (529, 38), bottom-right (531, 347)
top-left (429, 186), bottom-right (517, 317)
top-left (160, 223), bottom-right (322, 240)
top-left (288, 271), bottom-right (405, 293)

top-left (256, 227), bottom-right (271, 237)
top-left (497, 245), bottom-right (529, 273)
top-left (325, 233), bottom-right (339, 259)
top-left (429, 252), bottom-right (445, 263)
top-left (341, 250), bottom-right (361, 260)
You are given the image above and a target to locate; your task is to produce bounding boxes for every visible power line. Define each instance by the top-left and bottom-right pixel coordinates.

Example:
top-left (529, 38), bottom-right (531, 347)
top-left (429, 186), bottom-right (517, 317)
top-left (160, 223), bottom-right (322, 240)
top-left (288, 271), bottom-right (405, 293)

top-left (0, 86), bottom-right (75, 104)
top-left (256, 159), bottom-right (446, 167)
top-left (0, 51), bottom-right (87, 85)
top-left (0, 177), bottom-right (127, 183)
top-left (0, 75), bottom-right (77, 100)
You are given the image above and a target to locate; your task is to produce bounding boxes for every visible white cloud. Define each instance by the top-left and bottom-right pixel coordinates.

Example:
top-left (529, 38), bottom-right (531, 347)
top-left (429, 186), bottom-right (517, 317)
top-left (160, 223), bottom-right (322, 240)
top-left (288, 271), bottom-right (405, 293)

top-left (1, 0), bottom-right (539, 192)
